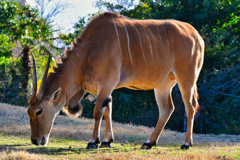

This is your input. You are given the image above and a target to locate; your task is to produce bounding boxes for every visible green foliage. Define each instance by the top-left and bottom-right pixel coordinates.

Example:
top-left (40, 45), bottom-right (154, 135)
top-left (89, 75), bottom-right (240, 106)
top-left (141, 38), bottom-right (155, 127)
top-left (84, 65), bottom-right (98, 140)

top-left (0, 35), bottom-right (16, 55)
top-left (94, 0), bottom-right (135, 12)
top-left (0, 0), bottom-right (53, 44)
top-left (58, 14), bottom-right (92, 48)
top-left (199, 66), bottom-right (240, 134)
top-left (73, 17), bottom-right (86, 36)
top-left (56, 16), bottom-right (87, 54)
top-left (0, 0), bottom-right (54, 105)
top-left (0, 56), bottom-right (26, 105)
top-left (112, 89), bottom-right (158, 126)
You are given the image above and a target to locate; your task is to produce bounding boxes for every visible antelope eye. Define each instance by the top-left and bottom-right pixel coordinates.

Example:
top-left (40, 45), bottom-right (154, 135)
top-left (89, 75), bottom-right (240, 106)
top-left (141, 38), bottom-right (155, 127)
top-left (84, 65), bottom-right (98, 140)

top-left (36, 109), bottom-right (43, 117)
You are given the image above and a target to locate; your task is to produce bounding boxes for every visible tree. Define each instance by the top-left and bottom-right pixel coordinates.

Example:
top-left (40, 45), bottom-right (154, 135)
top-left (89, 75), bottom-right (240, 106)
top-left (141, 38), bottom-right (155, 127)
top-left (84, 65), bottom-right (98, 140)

top-left (32, 0), bottom-right (74, 22)
top-left (94, 0), bottom-right (136, 12)
top-left (0, 0), bottom-right (54, 105)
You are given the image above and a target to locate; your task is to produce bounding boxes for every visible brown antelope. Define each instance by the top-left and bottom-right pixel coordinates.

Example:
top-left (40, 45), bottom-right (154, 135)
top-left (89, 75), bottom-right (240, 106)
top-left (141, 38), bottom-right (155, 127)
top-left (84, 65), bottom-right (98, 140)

top-left (27, 12), bottom-right (204, 150)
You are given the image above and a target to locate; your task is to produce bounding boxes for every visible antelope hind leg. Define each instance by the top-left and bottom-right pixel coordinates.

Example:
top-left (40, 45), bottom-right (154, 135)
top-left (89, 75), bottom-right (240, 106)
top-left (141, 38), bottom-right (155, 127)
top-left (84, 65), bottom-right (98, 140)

top-left (141, 84), bottom-right (175, 150)
top-left (178, 82), bottom-right (198, 150)
top-left (180, 87), bottom-right (198, 150)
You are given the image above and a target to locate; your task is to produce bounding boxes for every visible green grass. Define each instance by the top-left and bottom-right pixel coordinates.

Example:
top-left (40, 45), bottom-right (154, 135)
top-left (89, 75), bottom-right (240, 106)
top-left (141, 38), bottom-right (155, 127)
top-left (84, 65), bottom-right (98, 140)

top-left (0, 103), bottom-right (239, 159)
top-left (1, 133), bottom-right (239, 160)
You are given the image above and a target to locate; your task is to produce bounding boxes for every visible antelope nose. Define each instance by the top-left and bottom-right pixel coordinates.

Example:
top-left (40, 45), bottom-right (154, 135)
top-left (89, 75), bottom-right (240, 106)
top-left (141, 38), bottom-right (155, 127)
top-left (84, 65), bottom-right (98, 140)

top-left (31, 138), bottom-right (38, 145)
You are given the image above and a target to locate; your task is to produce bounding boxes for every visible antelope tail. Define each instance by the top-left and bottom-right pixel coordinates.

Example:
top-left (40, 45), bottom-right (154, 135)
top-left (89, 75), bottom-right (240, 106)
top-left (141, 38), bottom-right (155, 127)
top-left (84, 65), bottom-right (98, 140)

top-left (194, 86), bottom-right (200, 116)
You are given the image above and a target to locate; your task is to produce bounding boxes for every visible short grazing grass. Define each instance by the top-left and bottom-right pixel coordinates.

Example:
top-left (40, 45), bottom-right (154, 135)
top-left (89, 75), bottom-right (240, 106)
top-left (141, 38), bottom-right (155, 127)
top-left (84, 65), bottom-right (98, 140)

top-left (0, 133), bottom-right (239, 160)
top-left (0, 103), bottom-right (240, 160)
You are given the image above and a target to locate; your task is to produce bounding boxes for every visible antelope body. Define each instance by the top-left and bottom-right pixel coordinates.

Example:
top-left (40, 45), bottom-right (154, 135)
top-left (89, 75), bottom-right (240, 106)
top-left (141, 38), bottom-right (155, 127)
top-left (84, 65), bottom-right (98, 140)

top-left (27, 12), bottom-right (204, 149)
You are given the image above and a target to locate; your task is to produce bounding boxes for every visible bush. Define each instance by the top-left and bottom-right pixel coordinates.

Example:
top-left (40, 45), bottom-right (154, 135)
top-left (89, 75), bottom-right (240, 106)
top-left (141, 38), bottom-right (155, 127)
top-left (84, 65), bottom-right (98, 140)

top-left (0, 56), bottom-right (27, 105)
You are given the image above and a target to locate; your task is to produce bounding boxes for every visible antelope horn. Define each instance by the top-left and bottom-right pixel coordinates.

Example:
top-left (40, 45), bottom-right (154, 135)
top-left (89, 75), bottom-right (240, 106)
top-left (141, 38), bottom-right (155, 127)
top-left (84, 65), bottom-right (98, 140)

top-left (31, 53), bottom-right (37, 97)
top-left (37, 53), bottom-right (51, 101)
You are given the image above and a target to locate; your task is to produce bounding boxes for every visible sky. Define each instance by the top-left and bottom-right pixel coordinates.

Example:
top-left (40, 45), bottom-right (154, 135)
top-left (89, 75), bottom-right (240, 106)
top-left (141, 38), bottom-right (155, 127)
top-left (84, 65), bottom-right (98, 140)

top-left (26, 0), bottom-right (100, 33)
top-left (26, 0), bottom-right (139, 33)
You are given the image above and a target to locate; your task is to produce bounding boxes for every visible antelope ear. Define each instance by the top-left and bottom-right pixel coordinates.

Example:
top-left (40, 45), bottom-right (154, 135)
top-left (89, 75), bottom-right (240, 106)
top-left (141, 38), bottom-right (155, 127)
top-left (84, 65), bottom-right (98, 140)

top-left (50, 87), bottom-right (62, 102)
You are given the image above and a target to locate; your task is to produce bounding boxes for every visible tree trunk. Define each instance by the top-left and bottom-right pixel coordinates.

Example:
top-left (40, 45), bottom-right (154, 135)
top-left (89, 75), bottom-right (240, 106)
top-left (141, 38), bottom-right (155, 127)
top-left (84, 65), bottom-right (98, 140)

top-left (22, 46), bottom-right (30, 93)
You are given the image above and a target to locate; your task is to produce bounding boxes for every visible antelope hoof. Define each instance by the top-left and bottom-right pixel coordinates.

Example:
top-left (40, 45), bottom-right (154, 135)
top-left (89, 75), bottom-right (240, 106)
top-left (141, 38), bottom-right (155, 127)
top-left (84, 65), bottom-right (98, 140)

top-left (180, 143), bottom-right (192, 150)
top-left (86, 142), bottom-right (99, 149)
top-left (100, 139), bottom-right (113, 148)
top-left (86, 139), bottom-right (100, 149)
top-left (100, 142), bottom-right (111, 148)
top-left (140, 141), bottom-right (156, 150)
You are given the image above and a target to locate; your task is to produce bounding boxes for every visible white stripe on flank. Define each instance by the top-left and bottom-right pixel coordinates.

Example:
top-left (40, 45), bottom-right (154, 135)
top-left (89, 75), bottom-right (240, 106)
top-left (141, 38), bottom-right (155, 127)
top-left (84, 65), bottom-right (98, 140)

top-left (141, 25), bottom-right (154, 60)
top-left (148, 28), bottom-right (159, 57)
top-left (191, 40), bottom-right (196, 56)
top-left (134, 25), bottom-right (146, 62)
top-left (156, 26), bottom-right (166, 52)
top-left (120, 19), bottom-right (134, 65)
top-left (112, 16), bottom-right (123, 56)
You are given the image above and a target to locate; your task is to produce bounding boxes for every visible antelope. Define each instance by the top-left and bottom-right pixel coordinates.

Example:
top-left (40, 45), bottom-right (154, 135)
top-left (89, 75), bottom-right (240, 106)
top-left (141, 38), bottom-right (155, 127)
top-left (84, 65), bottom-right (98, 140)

top-left (27, 12), bottom-right (204, 150)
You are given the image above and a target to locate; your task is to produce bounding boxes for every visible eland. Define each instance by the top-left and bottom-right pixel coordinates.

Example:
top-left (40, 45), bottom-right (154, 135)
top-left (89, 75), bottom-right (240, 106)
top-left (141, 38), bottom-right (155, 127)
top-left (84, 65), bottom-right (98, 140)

top-left (27, 12), bottom-right (204, 150)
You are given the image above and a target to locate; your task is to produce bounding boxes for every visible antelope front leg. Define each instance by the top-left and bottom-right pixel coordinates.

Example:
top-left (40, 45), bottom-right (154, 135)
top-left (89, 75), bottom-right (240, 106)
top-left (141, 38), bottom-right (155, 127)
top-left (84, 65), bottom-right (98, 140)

top-left (86, 87), bottom-right (114, 149)
top-left (99, 97), bottom-right (114, 148)
top-left (86, 102), bottom-right (103, 149)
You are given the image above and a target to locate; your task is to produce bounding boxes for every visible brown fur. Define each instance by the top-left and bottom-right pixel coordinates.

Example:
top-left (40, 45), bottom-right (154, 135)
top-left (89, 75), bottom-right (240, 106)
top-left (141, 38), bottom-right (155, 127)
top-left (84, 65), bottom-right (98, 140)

top-left (28, 12), bottom-right (204, 148)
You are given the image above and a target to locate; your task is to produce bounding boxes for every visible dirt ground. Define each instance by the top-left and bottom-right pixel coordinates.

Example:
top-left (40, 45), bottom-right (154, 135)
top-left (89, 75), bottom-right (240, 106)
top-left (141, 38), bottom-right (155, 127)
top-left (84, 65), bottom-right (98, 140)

top-left (0, 102), bottom-right (240, 147)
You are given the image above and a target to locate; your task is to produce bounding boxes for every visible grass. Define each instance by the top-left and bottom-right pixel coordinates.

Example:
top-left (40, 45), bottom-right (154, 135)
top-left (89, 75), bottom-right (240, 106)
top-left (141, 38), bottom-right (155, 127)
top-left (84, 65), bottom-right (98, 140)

top-left (1, 134), bottom-right (239, 159)
top-left (0, 103), bottom-right (240, 159)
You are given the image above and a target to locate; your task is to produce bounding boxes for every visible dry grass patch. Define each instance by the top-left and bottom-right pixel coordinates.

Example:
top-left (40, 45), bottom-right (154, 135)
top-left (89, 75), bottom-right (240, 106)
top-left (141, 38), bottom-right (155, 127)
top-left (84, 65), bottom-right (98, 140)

top-left (0, 103), bottom-right (240, 160)
top-left (0, 149), bottom-right (42, 160)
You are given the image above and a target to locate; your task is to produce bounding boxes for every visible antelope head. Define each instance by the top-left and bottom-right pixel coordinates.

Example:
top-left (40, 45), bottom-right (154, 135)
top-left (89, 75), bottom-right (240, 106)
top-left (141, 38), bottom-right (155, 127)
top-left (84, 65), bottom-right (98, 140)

top-left (27, 53), bottom-right (62, 145)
